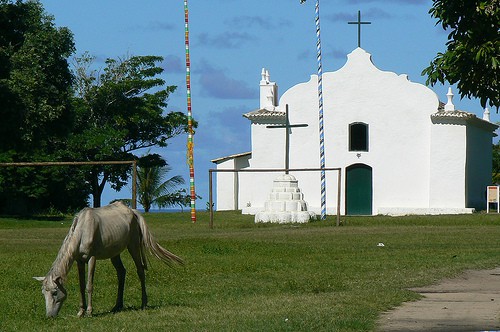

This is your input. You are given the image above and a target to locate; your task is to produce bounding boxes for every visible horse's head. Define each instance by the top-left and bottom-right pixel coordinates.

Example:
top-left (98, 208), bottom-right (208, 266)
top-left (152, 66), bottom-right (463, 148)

top-left (34, 275), bottom-right (67, 318)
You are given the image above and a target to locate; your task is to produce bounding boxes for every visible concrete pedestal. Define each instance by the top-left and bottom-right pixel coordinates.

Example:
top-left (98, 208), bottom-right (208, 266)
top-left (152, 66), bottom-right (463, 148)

top-left (255, 174), bottom-right (316, 223)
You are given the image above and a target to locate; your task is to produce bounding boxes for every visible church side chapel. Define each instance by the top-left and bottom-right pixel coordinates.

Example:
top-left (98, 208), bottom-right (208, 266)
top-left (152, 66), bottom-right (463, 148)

top-left (212, 45), bottom-right (497, 218)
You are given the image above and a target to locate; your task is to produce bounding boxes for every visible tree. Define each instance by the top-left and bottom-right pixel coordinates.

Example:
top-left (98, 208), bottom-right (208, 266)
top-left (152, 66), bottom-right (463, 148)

top-left (493, 143), bottom-right (500, 184)
top-left (136, 157), bottom-right (185, 213)
top-left (69, 53), bottom-right (192, 207)
top-left (0, 0), bottom-right (75, 152)
top-left (169, 189), bottom-right (198, 212)
top-left (422, 0), bottom-right (499, 110)
top-left (0, 0), bottom-right (88, 214)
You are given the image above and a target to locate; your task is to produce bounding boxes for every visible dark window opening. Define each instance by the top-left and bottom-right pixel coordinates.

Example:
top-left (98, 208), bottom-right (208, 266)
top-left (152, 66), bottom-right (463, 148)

top-left (349, 123), bottom-right (368, 151)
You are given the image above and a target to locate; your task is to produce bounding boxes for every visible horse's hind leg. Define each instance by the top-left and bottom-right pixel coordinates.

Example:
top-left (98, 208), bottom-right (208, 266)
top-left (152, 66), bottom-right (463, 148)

top-left (128, 246), bottom-right (148, 309)
top-left (111, 255), bottom-right (126, 312)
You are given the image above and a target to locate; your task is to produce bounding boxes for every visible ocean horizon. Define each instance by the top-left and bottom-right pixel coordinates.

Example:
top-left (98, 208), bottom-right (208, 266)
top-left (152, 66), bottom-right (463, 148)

top-left (138, 208), bottom-right (198, 213)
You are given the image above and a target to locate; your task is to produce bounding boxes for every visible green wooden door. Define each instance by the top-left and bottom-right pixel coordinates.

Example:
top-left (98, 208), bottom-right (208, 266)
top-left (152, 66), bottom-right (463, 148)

top-left (346, 164), bottom-right (372, 215)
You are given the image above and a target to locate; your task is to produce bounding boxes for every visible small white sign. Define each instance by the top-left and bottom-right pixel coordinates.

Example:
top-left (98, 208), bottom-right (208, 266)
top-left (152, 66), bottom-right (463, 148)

top-left (486, 186), bottom-right (499, 213)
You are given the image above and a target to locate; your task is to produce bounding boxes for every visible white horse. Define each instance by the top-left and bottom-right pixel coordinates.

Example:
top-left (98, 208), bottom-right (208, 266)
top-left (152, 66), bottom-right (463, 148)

top-left (34, 201), bottom-right (183, 318)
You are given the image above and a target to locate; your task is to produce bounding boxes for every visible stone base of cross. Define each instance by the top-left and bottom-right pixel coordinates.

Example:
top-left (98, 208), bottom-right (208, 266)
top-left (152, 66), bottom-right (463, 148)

top-left (255, 175), bottom-right (317, 224)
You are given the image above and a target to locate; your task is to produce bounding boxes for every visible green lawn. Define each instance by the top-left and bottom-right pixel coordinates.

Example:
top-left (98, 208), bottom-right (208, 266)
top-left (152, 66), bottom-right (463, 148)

top-left (0, 211), bottom-right (499, 331)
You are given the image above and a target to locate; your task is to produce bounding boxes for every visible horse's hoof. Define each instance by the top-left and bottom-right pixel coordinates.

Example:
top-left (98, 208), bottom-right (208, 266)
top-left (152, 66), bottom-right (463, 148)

top-left (111, 305), bottom-right (123, 313)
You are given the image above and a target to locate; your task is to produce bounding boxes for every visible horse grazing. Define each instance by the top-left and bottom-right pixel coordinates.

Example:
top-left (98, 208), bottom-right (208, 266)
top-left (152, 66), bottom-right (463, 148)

top-left (34, 201), bottom-right (183, 318)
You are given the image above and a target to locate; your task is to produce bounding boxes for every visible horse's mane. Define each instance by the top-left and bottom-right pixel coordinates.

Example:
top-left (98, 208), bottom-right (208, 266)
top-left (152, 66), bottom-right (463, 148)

top-left (48, 210), bottom-right (87, 281)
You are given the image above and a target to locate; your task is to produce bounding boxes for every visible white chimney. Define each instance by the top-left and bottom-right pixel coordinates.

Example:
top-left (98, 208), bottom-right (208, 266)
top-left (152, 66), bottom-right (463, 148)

top-left (259, 68), bottom-right (278, 110)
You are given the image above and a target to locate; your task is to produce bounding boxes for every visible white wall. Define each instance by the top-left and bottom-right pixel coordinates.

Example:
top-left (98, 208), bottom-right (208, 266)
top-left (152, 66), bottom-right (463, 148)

top-left (215, 158), bottom-right (238, 210)
top-left (429, 120), bottom-right (467, 208)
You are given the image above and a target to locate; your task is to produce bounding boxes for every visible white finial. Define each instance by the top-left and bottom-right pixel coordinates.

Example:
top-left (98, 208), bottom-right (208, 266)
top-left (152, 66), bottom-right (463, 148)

top-left (444, 87), bottom-right (455, 111)
top-left (483, 107), bottom-right (491, 122)
top-left (261, 68), bottom-right (267, 83)
top-left (265, 69), bottom-right (270, 83)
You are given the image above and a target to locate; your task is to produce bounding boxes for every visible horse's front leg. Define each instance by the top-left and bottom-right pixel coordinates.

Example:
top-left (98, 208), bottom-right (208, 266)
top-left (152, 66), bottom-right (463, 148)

top-left (77, 260), bottom-right (86, 317)
top-left (85, 256), bottom-right (96, 316)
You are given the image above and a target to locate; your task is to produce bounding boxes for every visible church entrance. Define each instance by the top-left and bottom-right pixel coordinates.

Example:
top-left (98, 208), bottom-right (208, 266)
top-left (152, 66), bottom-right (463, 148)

top-left (346, 164), bottom-right (372, 215)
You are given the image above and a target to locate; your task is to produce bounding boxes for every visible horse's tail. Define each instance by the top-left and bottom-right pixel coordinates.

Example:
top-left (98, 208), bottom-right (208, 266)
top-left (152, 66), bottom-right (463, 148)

top-left (133, 210), bottom-right (184, 268)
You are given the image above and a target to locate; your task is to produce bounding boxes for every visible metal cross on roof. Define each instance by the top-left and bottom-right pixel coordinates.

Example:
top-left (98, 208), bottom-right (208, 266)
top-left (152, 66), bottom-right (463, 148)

top-left (267, 104), bottom-right (308, 174)
top-left (348, 10), bottom-right (371, 48)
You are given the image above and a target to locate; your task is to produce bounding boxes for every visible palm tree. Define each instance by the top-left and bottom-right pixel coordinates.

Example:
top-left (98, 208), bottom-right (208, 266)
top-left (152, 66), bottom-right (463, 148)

top-left (137, 163), bottom-right (185, 212)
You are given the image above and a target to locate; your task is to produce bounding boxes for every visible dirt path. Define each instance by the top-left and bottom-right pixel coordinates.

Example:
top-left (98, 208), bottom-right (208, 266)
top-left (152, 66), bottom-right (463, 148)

top-left (377, 267), bottom-right (500, 331)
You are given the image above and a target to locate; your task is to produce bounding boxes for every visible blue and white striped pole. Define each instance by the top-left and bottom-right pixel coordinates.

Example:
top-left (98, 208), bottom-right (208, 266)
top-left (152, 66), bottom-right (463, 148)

top-left (315, 0), bottom-right (327, 220)
top-left (300, 0), bottom-right (327, 219)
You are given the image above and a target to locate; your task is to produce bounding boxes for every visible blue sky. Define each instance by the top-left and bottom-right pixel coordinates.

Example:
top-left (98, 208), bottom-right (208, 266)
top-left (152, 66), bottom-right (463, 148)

top-left (41, 0), bottom-right (494, 211)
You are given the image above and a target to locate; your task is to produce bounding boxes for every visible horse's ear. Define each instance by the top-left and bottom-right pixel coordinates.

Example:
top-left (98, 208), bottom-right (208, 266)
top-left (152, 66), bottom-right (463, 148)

top-left (33, 277), bottom-right (45, 282)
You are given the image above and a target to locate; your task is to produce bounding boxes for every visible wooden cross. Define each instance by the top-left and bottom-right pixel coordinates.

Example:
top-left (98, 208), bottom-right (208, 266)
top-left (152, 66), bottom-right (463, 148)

top-left (348, 10), bottom-right (371, 48)
top-left (266, 104), bottom-right (308, 174)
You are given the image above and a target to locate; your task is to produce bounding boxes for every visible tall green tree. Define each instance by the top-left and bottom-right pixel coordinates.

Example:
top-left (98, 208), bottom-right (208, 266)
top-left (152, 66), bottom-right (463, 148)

top-left (0, 0), bottom-right (75, 152)
top-left (136, 155), bottom-right (185, 213)
top-left (70, 53), bottom-right (192, 207)
top-left (422, 0), bottom-right (499, 110)
top-left (0, 0), bottom-right (88, 214)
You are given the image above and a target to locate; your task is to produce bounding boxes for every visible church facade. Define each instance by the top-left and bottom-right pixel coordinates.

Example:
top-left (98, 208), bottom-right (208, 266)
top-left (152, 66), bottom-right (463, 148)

top-left (211, 48), bottom-right (497, 216)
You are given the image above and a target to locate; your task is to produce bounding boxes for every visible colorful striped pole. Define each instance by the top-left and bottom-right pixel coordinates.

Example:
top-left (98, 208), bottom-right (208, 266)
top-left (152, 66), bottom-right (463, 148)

top-left (184, 0), bottom-right (196, 222)
top-left (315, 0), bottom-right (327, 220)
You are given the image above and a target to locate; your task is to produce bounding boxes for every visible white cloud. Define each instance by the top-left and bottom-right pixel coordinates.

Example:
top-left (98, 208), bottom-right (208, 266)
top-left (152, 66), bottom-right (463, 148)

top-left (197, 61), bottom-right (257, 100)
top-left (197, 31), bottom-right (256, 49)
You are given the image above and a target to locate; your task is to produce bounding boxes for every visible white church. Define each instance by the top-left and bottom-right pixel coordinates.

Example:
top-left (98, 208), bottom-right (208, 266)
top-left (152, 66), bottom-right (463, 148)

top-left (211, 47), bottom-right (498, 217)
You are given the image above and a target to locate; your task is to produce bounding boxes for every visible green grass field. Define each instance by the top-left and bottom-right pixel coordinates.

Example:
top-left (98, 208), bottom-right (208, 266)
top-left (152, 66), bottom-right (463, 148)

top-left (0, 211), bottom-right (499, 331)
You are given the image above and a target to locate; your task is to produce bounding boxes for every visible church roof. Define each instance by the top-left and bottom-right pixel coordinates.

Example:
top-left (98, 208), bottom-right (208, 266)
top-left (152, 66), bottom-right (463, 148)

top-left (431, 110), bottom-right (499, 132)
top-left (432, 109), bottom-right (476, 120)
top-left (433, 88), bottom-right (498, 132)
top-left (243, 108), bottom-right (285, 120)
top-left (211, 151), bottom-right (251, 164)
